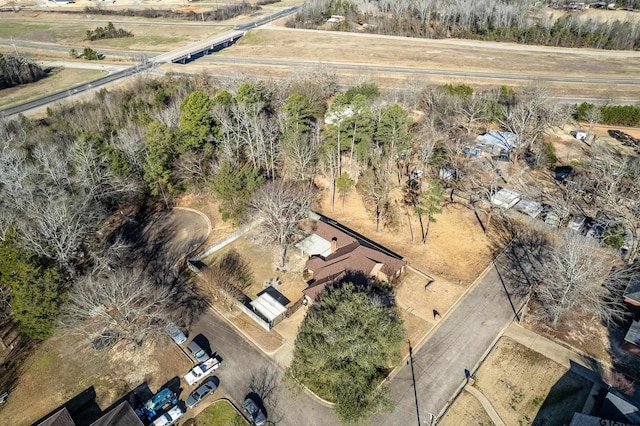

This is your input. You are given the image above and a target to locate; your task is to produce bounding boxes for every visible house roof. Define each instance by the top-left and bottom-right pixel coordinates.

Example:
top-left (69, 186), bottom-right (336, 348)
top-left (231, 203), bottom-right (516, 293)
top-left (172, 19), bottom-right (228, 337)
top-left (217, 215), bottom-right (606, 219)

top-left (475, 131), bottom-right (517, 151)
top-left (624, 318), bottom-right (640, 347)
top-left (569, 413), bottom-right (633, 426)
top-left (302, 221), bottom-right (406, 299)
top-left (623, 275), bottom-right (640, 304)
top-left (89, 401), bottom-right (143, 426)
top-left (598, 388), bottom-right (640, 424)
top-left (250, 292), bottom-right (287, 322)
top-left (38, 408), bottom-right (76, 426)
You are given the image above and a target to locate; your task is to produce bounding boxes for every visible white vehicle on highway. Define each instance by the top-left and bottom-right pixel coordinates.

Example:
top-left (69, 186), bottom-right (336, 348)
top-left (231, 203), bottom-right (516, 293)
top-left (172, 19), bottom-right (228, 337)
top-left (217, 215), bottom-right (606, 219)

top-left (184, 358), bottom-right (221, 386)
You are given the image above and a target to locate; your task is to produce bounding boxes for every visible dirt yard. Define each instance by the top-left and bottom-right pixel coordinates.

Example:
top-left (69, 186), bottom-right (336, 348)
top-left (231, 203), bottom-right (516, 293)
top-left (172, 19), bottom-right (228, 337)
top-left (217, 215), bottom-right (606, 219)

top-left (442, 338), bottom-right (592, 426)
top-left (0, 333), bottom-right (190, 426)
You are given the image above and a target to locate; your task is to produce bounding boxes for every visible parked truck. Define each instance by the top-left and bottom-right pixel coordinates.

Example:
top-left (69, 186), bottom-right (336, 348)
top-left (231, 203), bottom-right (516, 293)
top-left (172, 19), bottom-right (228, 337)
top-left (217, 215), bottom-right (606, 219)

top-left (184, 357), bottom-right (221, 386)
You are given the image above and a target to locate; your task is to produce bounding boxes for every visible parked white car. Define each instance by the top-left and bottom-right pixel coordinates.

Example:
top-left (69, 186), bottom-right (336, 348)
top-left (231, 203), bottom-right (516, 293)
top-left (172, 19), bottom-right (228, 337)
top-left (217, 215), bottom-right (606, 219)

top-left (150, 405), bottom-right (184, 426)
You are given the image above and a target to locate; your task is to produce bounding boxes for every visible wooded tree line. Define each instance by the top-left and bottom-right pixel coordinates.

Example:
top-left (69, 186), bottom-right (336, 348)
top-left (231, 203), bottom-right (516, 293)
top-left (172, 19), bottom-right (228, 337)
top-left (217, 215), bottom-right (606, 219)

top-left (82, 2), bottom-right (259, 21)
top-left (576, 102), bottom-right (640, 126)
top-left (288, 0), bottom-right (640, 50)
top-left (0, 54), bottom-right (46, 90)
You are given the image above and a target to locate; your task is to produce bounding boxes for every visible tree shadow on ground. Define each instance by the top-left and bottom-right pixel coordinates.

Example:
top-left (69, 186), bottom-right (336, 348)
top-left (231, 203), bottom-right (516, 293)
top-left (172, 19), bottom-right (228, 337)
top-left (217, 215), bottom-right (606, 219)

top-left (0, 320), bottom-right (33, 401)
top-left (531, 361), bottom-right (594, 426)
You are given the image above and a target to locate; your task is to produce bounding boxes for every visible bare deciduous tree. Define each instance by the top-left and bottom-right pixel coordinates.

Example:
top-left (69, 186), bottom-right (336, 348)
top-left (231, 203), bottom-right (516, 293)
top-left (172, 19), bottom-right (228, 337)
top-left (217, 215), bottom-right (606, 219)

top-left (250, 180), bottom-right (317, 268)
top-left (358, 156), bottom-right (398, 232)
top-left (61, 268), bottom-right (173, 349)
top-left (505, 226), bottom-right (629, 327)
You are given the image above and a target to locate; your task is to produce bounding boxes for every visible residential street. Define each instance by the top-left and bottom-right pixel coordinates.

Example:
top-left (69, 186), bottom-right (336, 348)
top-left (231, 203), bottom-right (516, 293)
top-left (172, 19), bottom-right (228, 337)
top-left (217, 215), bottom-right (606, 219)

top-left (376, 260), bottom-right (524, 425)
top-left (191, 310), bottom-right (340, 426)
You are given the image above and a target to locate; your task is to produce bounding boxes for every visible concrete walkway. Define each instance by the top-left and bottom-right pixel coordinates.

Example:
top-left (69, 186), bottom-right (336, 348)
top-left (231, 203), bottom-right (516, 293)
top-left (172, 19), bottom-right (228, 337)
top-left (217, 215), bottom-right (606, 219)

top-left (504, 323), bottom-right (604, 415)
top-left (503, 323), bottom-right (601, 382)
top-left (464, 385), bottom-right (506, 426)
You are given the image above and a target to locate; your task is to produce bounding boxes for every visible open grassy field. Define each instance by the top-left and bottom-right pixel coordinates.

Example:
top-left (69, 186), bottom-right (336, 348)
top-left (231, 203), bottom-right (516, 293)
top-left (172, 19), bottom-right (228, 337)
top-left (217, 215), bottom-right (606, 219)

top-left (442, 338), bottom-right (592, 426)
top-left (0, 67), bottom-right (106, 108)
top-left (229, 27), bottom-right (640, 77)
top-left (0, 17), bottom-right (227, 51)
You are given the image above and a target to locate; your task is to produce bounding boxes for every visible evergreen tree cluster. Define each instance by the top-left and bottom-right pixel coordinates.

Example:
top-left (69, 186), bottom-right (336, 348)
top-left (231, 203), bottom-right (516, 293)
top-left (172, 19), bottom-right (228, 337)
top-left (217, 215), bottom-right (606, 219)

top-left (0, 53), bottom-right (46, 90)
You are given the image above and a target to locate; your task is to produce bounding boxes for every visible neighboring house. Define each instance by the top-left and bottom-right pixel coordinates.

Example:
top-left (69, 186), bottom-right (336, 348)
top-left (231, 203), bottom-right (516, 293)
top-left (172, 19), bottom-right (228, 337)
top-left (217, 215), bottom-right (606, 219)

top-left (474, 131), bottom-right (517, 155)
top-left (622, 275), bottom-right (640, 307)
top-left (490, 188), bottom-right (521, 209)
top-left (37, 402), bottom-right (143, 426)
top-left (296, 219), bottom-right (406, 300)
top-left (622, 276), bottom-right (640, 353)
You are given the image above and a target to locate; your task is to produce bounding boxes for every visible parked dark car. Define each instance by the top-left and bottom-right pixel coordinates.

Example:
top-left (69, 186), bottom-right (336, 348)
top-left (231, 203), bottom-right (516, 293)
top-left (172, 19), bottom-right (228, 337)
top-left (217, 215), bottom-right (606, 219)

top-left (186, 378), bottom-right (218, 408)
top-left (243, 397), bottom-right (267, 426)
top-left (187, 340), bottom-right (210, 363)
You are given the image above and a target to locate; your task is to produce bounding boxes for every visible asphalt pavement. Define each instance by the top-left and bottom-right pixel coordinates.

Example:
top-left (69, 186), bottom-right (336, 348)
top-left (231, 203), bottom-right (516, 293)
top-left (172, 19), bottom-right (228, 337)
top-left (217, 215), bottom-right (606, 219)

top-left (190, 309), bottom-right (339, 426)
top-left (375, 261), bottom-right (524, 425)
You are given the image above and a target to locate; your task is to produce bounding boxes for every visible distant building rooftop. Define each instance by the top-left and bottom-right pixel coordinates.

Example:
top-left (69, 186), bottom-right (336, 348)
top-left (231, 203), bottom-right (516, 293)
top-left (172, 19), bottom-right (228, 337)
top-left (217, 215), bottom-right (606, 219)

top-left (490, 188), bottom-right (521, 209)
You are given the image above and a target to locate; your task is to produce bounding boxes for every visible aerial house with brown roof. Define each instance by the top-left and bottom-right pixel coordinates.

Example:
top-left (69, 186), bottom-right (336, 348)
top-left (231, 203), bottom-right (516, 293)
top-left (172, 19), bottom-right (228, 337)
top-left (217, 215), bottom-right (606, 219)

top-left (296, 218), bottom-right (406, 300)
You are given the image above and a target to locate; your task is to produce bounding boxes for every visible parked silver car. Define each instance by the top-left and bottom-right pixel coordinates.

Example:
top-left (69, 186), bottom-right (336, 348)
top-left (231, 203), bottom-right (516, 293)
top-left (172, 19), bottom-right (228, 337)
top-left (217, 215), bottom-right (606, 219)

top-left (150, 405), bottom-right (184, 426)
top-left (187, 340), bottom-right (210, 363)
top-left (186, 378), bottom-right (218, 408)
top-left (165, 322), bottom-right (187, 345)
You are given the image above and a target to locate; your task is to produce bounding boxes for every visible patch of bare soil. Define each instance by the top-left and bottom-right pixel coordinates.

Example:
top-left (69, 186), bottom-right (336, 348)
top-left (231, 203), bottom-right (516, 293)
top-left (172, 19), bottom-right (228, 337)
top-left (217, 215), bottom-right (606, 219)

top-left (549, 124), bottom-right (640, 164)
top-left (439, 390), bottom-right (494, 426)
top-left (0, 333), bottom-right (189, 426)
top-left (523, 302), bottom-right (613, 364)
top-left (473, 338), bottom-right (592, 426)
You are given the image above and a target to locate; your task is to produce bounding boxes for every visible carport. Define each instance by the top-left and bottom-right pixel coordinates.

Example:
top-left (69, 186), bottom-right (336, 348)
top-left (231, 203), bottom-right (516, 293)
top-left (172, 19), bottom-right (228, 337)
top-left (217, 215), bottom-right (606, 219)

top-left (250, 289), bottom-right (289, 328)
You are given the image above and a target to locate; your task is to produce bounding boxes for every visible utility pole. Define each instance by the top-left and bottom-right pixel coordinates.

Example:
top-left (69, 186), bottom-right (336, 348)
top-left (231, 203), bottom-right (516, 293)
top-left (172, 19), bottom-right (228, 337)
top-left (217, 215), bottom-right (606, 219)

top-left (408, 340), bottom-right (421, 426)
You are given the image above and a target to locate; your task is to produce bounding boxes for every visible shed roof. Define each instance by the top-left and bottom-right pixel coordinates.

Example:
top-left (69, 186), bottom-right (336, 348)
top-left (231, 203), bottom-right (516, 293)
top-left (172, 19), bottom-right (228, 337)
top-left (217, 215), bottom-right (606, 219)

top-left (514, 199), bottom-right (544, 218)
top-left (491, 188), bottom-right (521, 209)
top-left (250, 293), bottom-right (287, 322)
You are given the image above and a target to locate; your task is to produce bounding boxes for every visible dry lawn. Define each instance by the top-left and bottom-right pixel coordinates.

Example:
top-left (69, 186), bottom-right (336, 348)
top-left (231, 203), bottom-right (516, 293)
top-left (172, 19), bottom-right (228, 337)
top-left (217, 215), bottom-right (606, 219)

top-left (0, 67), bottom-right (106, 108)
top-left (0, 18), bottom-right (228, 51)
top-left (227, 27), bottom-right (640, 77)
top-left (0, 333), bottom-right (190, 426)
top-left (472, 338), bottom-right (592, 426)
top-left (439, 390), bottom-right (495, 426)
top-left (316, 178), bottom-right (493, 286)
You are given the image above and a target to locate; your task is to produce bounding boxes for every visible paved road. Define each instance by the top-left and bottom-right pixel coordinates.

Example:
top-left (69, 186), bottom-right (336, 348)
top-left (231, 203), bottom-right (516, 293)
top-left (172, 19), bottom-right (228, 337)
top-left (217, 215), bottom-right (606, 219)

top-left (375, 260), bottom-right (524, 425)
top-left (191, 309), bottom-right (339, 426)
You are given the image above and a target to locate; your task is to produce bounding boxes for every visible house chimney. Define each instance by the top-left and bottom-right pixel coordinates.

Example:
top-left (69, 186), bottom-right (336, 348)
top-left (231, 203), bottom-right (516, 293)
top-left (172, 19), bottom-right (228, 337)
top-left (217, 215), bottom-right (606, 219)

top-left (331, 237), bottom-right (337, 253)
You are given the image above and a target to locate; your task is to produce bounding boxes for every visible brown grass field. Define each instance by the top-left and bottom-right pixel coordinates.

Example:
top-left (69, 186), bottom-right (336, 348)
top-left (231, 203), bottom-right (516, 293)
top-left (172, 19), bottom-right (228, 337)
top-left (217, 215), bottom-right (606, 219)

top-left (442, 338), bottom-right (592, 426)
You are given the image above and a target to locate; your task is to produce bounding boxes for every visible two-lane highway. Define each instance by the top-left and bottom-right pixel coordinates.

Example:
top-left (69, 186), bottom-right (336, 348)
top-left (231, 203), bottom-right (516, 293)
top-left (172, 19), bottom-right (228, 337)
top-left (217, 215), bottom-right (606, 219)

top-left (0, 6), bottom-right (299, 117)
